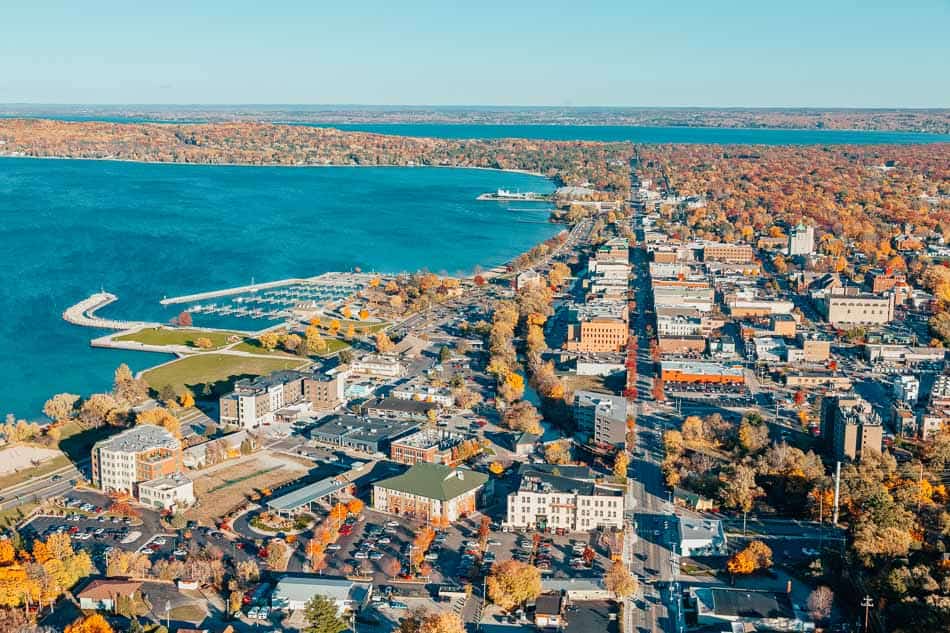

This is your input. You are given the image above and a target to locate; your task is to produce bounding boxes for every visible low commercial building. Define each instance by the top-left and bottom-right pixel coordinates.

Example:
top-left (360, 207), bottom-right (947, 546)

top-left (658, 335), bottom-right (706, 355)
top-left (677, 517), bottom-right (727, 556)
top-left (701, 243), bottom-right (755, 264)
top-left (91, 425), bottom-right (183, 496)
top-left (797, 332), bottom-right (832, 362)
top-left (365, 397), bottom-right (438, 421)
top-left (271, 576), bottom-right (372, 613)
top-left (265, 477), bottom-right (349, 516)
top-left (535, 593), bottom-right (566, 629)
top-left (691, 588), bottom-right (799, 630)
top-left (770, 313), bottom-right (797, 337)
top-left (660, 361), bottom-right (745, 385)
top-left (389, 428), bottom-right (468, 466)
top-left (350, 354), bottom-right (406, 378)
top-left (728, 299), bottom-right (795, 318)
top-left (138, 473), bottom-right (195, 510)
top-left (506, 464), bottom-right (624, 532)
top-left (372, 462), bottom-right (489, 523)
top-left (657, 314), bottom-right (703, 337)
top-left (390, 383), bottom-right (454, 407)
top-left (784, 372), bottom-right (852, 390)
top-left (573, 390), bottom-right (628, 447)
top-left (865, 344), bottom-right (945, 365)
top-left (308, 414), bottom-right (419, 454)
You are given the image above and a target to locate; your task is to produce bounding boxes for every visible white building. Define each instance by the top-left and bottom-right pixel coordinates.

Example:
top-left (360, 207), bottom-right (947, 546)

top-left (677, 517), bottom-right (727, 556)
top-left (506, 465), bottom-right (624, 532)
top-left (657, 314), bottom-right (703, 337)
top-left (893, 375), bottom-right (920, 406)
top-left (788, 222), bottom-right (815, 256)
top-left (271, 577), bottom-right (372, 613)
top-left (138, 473), bottom-right (195, 510)
top-left (350, 354), bottom-right (406, 378)
top-left (391, 383), bottom-right (455, 407)
top-left (91, 425), bottom-right (182, 495)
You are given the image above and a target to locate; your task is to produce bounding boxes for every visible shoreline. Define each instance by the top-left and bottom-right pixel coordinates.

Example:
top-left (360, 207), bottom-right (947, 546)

top-left (0, 152), bottom-right (553, 182)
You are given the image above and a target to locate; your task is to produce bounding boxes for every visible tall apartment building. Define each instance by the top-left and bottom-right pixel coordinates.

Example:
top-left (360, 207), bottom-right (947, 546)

top-left (91, 425), bottom-right (183, 495)
top-left (821, 395), bottom-right (883, 461)
top-left (506, 464), bottom-right (624, 532)
top-left (893, 375), bottom-right (920, 406)
top-left (573, 390), bottom-right (629, 447)
top-left (305, 373), bottom-right (346, 410)
top-left (220, 370), bottom-right (345, 427)
top-left (788, 222), bottom-right (815, 256)
top-left (701, 243), bottom-right (755, 264)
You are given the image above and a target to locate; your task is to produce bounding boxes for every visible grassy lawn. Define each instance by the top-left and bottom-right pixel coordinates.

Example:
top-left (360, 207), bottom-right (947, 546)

top-left (333, 319), bottom-right (390, 334)
top-left (318, 338), bottom-right (351, 356)
top-left (230, 339), bottom-right (302, 358)
top-left (57, 422), bottom-right (120, 464)
top-left (0, 501), bottom-right (39, 530)
top-left (116, 327), bottom-right (240, 349)
top-left (0, 454), bottom-right (70, 491)
top-left (167, 604), bottom-right (206, 622)
top-left (142, 354), bottom-right (306, 397)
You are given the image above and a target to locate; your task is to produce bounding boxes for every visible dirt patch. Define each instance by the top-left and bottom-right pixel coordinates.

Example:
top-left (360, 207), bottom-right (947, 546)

top-left (0, 445), bottom-right (62, 477)
top-left (185, 453), bottom-right (311, 523)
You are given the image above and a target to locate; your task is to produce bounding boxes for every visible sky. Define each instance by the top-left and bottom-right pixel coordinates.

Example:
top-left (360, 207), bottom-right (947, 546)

top-left (1, 1), bottom-right (948, 108)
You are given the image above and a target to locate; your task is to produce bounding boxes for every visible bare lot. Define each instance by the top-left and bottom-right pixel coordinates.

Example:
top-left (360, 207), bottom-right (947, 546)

top-left (186, 452), bottom-right (312, 523)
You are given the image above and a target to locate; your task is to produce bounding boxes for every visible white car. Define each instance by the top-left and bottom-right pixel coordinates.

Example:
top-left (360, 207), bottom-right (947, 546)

top-left (385, 521), bottom-right (399, 528)
top-left (152, 537), bottom-right (167, 546)
top-left (326, 543), bottom-right (341, 551)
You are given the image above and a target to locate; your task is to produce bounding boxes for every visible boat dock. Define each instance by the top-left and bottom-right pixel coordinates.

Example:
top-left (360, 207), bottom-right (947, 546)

top-left (159, 272), bottom-right (376, 306)
top-left (62, 293), bottom-right (160, 330)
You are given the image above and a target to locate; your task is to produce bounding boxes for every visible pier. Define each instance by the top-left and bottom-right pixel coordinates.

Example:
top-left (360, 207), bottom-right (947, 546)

top-left (62, 293), bottom-right (160, 330)
top-left (158, 272), bottom-right (376, 306)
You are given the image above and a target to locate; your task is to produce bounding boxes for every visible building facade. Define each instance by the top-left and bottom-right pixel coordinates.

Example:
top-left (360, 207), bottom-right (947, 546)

top-left (788, 222), bottom-right (815, 256)
top-left (372, 462), bottom-right (488, 523)
top-left (506, 465), bottom-right (624, 532)
top-left (91, 425), bottom-right (183, 496)
top-left (573, 390), bottom-right (629, 447)
top-left (219, 370), bottom-right (305, 428)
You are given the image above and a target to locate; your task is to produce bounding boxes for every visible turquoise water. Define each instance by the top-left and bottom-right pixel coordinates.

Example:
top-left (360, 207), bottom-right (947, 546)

top-left (0, 159), bottom-right (557, 419)
top-left (309, 123), bottom-right (950, 145)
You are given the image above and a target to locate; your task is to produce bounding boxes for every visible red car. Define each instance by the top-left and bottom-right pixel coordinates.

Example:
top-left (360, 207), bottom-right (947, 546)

top-left (339, 525), bottom-right (353, 536)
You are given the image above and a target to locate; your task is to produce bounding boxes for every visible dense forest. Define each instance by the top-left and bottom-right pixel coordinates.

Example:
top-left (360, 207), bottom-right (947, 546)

top-left (0, 119), bottom-right (631, 192)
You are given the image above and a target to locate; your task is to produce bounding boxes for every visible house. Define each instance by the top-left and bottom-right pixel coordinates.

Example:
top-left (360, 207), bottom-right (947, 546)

top-left (535, 593), bottom-right (565, 629)
top-left (77, 579), bottom-right (142, 611)
top-left (512, 431), bottom-right (540, 456)
top-left (270, 576), bottom-right (372, 613)
top-left (676, 517), bottom-right (727, 556)
top-left (350, 354), bottom-right (406, 378)
top-left (672, 487), bottom-right (715, 512)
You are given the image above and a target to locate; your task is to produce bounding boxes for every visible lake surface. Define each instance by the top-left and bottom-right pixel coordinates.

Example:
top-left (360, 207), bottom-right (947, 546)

top-left (3, 115), bottom-right (947, 145)
top-left (0, 159), bottom-right (557, 418)
top-left (309, 123), bottom-right (950, 145)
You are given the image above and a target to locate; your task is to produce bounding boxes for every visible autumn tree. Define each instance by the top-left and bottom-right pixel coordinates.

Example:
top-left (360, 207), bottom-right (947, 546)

top-left (503, 400), bottom-right (542, 435)
top-left (43, 393), bottom-right (79, 424)
top-left (604, 560), bottom-right (638, 598)
top-left (544, 441), bottom-right (571, 465)
top-left (65, 614), bottom-right (113, 633)
top-left (613, 451), bottom-right (630, 481)
top-left (258, 332), bottom-right (279, 350)
top-left (807, 586), bottom-right (834, 622)
top-left (113, 363), bottom-right (149, 406)
top-left (136, 407), bottom-right (181, 438)
top-left (375, 331), bottom-right (395, 353)
top-left (303, 594), bottom-right (347, 633)
top-left (487, 560), bottom-right (542, 612)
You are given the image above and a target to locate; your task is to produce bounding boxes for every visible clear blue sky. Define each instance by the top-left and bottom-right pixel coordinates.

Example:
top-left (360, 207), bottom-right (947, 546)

top-left (1, 0), bottom-right (947, 107)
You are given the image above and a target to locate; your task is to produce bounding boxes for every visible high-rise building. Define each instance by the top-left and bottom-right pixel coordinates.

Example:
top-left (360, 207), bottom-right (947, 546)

top-left (788, 222), bottom-right (815, 256)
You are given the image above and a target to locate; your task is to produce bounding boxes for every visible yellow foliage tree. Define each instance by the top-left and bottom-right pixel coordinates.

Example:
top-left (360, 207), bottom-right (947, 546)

top-left (65, 613), bottom-right (114, 633)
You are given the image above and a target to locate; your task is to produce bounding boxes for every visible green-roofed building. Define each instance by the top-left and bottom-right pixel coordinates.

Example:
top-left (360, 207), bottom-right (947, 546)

top-left (372, 462), bottom-right (489, 523)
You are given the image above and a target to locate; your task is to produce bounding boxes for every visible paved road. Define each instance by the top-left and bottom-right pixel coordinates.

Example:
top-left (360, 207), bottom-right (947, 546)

top-left (0, 459), bottom-right (87, 511)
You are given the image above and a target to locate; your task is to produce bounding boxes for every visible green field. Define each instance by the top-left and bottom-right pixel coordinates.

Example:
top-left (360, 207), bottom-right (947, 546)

top-left (142, 354), bottom-right (306, 397)
top-left (116, 327), bottom-right (240, 349)
top-left (232, 337), bottom-right (351, 358)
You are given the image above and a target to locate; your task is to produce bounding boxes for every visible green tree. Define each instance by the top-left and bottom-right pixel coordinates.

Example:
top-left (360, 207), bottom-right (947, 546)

top-left (438, 346), bottom-right (452, 364)
top-left (303, 594), bottom-right (347, 633)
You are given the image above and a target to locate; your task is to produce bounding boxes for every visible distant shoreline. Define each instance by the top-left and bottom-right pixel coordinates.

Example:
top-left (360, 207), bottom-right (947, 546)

top-left (0, 152), bottom-right (553, 181)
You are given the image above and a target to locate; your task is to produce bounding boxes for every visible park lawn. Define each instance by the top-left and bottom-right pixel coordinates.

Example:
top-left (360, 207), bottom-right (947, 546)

top-left (115, 327), bottom-right (240, 349)
top-left (167, 604), bottom-right (206, 622)
top-left (318, 338), bottom-right (351, 356)
top-left (142, 354), bottom-right (306, 397)
top-left (230, 339), bottom-right (301, 358)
